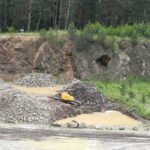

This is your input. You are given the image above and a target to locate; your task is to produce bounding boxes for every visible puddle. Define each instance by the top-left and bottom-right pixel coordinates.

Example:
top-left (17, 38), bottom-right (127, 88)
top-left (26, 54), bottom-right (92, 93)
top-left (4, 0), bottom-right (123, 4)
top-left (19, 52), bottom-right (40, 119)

top-left (12, 85), bottom-right (63, 96)
top-left (23, 137), bottom-right (102, 150)
top-left (55, 110), bottom-right (143, 126)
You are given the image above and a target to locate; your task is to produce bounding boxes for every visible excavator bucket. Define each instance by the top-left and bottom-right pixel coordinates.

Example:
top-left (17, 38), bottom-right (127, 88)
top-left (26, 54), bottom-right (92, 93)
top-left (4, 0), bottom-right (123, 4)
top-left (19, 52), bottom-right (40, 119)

top-left (61, 92), bottom-right (75, 101)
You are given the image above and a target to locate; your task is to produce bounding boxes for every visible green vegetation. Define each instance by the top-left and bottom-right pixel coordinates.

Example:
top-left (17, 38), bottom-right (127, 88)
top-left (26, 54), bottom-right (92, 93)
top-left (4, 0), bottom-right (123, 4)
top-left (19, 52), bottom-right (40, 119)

top-left (68, 23), bottom-right (77, 38)
top-left (1, 0), bottom-right (150, 32)
top-left (76, 22), bottom-right (150, 38)
top-left (2, 22), bottom-right (150, 51)
top-left (69, 22), bottom-right (150, 51)
top-left (89, 77), bottom-right (150, 119)
top-left (7, 26), bottom-right (16, 33)
top-left (39, 28), bottom-right (66, 48)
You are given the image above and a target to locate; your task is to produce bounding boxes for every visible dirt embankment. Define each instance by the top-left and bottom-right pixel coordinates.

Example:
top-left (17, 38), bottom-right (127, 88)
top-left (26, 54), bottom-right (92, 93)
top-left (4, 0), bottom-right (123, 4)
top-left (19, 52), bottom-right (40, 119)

top-left (0, 36), bottom-right (73, 81)
top-left (0, 35), bottom-right (150, 81)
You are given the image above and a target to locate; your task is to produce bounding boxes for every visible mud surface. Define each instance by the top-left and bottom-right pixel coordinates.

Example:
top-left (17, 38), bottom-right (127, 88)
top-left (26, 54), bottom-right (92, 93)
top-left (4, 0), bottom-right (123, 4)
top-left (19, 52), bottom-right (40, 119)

top-left (0, 125), bottom-right (150, 150)
top-left (54, 111), bottom-right (143, 127)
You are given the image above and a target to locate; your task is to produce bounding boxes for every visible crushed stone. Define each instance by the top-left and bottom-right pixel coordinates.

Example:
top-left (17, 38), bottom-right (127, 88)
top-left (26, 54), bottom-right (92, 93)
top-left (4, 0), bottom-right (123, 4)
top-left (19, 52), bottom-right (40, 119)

top-left (13, 73), bottom-right (56, 87)
top-left (0, 80), bottom-right (105, 123)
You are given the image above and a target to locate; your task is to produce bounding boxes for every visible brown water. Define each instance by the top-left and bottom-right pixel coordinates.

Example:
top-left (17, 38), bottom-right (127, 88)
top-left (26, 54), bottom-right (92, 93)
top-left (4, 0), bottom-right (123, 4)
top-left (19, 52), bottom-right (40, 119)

top-left (24, 138), bottom-right (101, 150)
top-left (55, 111), bottom-right (142, 127)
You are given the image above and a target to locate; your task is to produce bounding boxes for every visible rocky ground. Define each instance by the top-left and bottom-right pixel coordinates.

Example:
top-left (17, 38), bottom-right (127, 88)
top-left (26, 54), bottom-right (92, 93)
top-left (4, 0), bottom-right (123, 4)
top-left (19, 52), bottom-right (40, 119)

top-left (13, 73), bottom-right (56, 87)
top-left (0, 73), bottom-right (149, 127)
top-left (0, 124), bottom-right (150, 150)
top-left (0, 74), bottom-right (105, 124)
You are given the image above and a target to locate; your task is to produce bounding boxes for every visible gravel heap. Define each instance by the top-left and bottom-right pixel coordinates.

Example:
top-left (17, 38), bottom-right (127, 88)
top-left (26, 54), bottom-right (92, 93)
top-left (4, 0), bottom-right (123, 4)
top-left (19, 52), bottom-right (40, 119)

top-left (14, 73), bottom-right (56, 87)
top-left (0, 90), bottom-right (54, 123)
top-left (0, 89), bottom-right (80, 123)
top-left (0, 81), bottom-right (106, 124)
top-left (58, 82), bottom-right (106, 113)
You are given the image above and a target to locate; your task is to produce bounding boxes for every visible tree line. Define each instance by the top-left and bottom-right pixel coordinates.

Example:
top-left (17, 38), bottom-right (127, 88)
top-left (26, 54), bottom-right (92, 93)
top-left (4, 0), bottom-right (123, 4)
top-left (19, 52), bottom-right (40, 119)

top-left (0, 0), bottom-right (150, 32)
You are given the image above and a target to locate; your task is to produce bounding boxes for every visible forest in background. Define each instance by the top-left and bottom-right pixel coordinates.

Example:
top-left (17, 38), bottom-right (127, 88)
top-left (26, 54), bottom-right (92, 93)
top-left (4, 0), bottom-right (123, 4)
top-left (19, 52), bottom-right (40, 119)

top-left (0, 0), bottom-right (150, 32)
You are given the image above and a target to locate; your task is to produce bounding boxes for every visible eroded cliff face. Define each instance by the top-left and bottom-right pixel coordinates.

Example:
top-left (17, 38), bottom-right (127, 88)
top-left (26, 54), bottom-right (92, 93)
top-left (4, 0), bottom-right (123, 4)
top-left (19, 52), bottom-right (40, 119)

top-left (0, 36), bottom-right (73, 81)
top-left (0, 35), bottom-right (149, 81)
top-left (73, 40), bottom-right (150, 80)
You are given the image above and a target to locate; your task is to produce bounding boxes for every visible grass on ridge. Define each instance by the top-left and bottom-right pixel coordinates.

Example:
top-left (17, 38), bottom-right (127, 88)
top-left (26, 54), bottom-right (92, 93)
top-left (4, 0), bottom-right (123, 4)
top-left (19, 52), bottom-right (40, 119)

top-left (89, 77), bottom-right (150, 119)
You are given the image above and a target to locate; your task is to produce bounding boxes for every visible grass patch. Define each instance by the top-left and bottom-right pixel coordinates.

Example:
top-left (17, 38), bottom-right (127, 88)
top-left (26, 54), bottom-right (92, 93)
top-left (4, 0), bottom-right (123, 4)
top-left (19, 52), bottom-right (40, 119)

top-left (88, 77), bottom-right (150, 119)
top-left (39, 29), bottom-right (67, 48)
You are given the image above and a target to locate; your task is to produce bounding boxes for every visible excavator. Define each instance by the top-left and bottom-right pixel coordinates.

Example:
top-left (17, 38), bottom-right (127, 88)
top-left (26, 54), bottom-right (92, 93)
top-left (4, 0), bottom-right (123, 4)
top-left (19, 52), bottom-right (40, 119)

top-left (51, 92), bottom-right (81, 106)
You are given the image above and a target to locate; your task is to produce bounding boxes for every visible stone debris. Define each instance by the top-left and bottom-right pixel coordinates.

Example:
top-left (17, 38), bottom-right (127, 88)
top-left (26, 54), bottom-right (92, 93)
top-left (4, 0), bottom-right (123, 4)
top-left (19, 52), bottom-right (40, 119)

top-left (62, 82), bottom-right (105, 112)
top-left (13, 73), bottom-right (56, 87)
top-left (0, 79), bottom-right (106, 124)
top-left (0, 90), bottom-right (53, 123)
top-left (52, 120), bottom-right (150, 131)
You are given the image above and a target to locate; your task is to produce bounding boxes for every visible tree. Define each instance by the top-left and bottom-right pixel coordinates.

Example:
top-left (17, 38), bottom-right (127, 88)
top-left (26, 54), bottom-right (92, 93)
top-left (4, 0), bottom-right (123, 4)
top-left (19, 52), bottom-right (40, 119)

top-left (65, 0), bottom-right (71, 30)
top-left (27, 0), bottom-right (33, 31)
top-left (0, 0), bottom-right (150, 32)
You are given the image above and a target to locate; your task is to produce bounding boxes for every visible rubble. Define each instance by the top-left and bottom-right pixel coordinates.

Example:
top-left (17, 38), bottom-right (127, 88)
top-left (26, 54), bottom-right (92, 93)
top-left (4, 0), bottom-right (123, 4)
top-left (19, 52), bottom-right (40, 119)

top-left (14, 73), bottom-right (57, 87)
top-left (62, 82), bottom-right (106, 112)
top-left (0, 89), bottom-right (53, 123)
top-left (0, 80), bottom-right (105, 124)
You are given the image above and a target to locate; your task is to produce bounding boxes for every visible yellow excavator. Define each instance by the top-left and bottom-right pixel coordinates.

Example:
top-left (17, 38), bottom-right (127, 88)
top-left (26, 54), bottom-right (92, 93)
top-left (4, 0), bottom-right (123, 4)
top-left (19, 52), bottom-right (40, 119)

top-left (61, 92), bottom-right (75, 101)
top-left (51, 92), bottom-right (81, 106)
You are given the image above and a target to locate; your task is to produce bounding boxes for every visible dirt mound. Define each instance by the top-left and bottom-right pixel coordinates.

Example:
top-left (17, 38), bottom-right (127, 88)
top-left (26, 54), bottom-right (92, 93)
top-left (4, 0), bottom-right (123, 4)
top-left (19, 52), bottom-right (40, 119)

top-left (14, 73), bottom-right (56, 87)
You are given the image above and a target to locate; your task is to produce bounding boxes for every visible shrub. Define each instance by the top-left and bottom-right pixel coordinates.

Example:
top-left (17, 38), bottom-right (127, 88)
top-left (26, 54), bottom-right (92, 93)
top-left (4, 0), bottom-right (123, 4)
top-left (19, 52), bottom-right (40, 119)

top-left (47, 28), bottom-right (55, 37)
top-left (119, 82), bottom-right (127, 96)
top-left (144, 24), bottom-right (150, 37)
top-left (141, 94), bottom-right (146, 104)
top-left (47, 28), bottom-right (65, 48)
top-left (118, 24), bottom-right (136, 37)
top-left (76, 22), bottom-right (150, 39)
top-left (131, 31), bottom-right (138, 45)
top-left (102, 38), bottom-right (114, 49)
top-left (112, 42), bottom-right (120, 54)
top-left (97, 31), bottom-right (106, 42)
top-left (40, 28), bottom-right (65, 48)
top-left (74, 34), bottom-right (90, 51)
top-left (7, 26), bottom-right (16, 33)
top-left (133, 23), bottom-right (146, 36)
top-left (39, 29), bottom-right (47, 37)
top-left (68, 22), bottom-right (77, 37)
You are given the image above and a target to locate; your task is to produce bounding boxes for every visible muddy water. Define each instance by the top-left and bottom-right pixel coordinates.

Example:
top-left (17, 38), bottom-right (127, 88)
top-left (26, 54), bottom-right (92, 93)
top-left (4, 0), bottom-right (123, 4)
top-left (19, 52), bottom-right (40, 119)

top-left (1, 126), bottom-right (150, 150)
top-left (55, 111), bottom-right (142, 126)
top-left (12, 85), bottom-right (63, 96)
top-left (24, 138), bottom-right (101, 150)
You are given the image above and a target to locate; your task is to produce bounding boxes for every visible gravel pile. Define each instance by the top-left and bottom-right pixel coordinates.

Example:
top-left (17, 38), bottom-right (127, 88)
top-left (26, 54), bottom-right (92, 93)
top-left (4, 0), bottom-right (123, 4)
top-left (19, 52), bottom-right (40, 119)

top-left (58, 82), bottom-right (106, 113)
top-left (0, 80), bottom-right (106, 124)
top-left (0, 89), bottom-right (80, 123)
top-left (0, 90), bottom-right (54, 123)
top-left (14, 73), bottom-right (56, 87)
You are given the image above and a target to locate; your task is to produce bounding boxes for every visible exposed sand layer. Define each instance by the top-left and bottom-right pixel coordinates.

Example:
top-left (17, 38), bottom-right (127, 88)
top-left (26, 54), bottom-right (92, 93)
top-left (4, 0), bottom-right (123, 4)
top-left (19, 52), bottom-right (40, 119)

top-left (55, 110), bottom-right (143, 126)
top-left (11, 85), bottom-right (63, 96)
